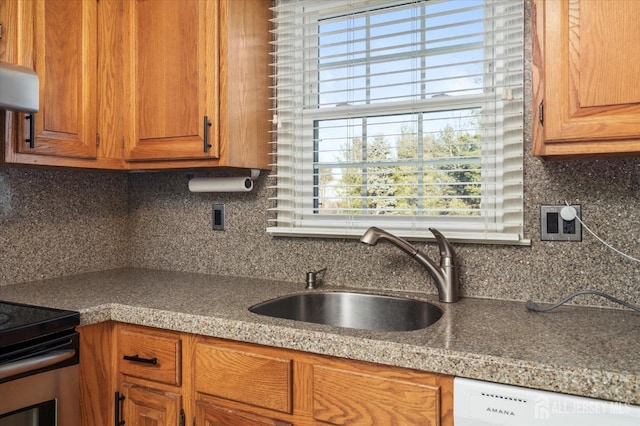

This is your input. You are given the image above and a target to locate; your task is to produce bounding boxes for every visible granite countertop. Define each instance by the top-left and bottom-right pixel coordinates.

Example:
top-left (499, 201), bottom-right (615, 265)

top-left (1, 268), bottom-right (638, 405)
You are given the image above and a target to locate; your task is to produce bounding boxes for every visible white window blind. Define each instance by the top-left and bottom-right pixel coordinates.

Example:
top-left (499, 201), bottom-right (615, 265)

top-left (268, 0), bottom-right (528, 245)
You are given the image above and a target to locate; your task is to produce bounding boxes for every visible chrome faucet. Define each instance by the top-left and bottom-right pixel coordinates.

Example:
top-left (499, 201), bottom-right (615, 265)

top-left (360, 227), bottom-right (459, 303)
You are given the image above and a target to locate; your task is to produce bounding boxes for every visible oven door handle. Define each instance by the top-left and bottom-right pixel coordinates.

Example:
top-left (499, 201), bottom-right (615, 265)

top-left (0, 349), bottom-right (76, 380)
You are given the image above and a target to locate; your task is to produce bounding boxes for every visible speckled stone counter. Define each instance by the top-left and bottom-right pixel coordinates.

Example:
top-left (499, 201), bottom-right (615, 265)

top-left (1, 268), bottom-right (638, 405)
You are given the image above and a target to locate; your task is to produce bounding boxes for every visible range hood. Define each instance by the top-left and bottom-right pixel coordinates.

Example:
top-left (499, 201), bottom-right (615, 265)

top-left (0, 61), bottom-right (39, 113)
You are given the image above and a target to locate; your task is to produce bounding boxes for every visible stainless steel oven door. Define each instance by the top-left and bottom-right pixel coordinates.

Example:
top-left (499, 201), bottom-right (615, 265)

top-left (0, 364), bottom-right (79, 426)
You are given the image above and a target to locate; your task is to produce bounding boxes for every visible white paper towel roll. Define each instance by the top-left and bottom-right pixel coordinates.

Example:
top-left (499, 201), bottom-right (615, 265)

top-left (188, 177), bottom-right (253, 193)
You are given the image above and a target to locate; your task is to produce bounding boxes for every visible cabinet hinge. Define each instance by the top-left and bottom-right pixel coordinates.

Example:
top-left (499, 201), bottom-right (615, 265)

top-left (538, 100), bottom-right (544, 126)
top-left (96, 133), bottom-right (100, 147)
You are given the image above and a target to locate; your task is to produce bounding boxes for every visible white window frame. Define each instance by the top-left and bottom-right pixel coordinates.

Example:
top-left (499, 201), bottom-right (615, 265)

top-left (268, 0), bottom-right (528, 245)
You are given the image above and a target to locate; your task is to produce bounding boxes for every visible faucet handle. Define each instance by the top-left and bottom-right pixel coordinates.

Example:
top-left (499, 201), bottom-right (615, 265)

top-left (429, 228), bottom-right (456, 259)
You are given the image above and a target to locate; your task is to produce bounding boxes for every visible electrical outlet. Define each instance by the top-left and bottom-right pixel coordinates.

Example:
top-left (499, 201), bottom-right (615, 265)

top-left (540, 205), bottom-right (581, 241)
top-left (212, 204), bottom-right (225, 230)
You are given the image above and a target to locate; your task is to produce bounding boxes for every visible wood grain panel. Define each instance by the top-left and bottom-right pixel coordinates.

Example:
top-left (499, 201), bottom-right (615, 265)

top-left (194, 343), bottom-right (292, 414)
top-left (97, 0), bottom-right (124, 161)
top-left (313, 365), bottom-right (440, 426)
top-left (220, 0), bottom-right (271, 168)
top-left (43, 1), bottom-right (80, 134)
top-left (578, 0), bottom-right (640, 107)
top-left (135, 0), bottom-right (198, 140)
top-left (79, 322), bottom-right (117, 426)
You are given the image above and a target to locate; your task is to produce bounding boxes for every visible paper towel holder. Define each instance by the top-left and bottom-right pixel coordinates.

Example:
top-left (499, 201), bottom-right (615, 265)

top-left (186, 169), bottom-right (261, 193)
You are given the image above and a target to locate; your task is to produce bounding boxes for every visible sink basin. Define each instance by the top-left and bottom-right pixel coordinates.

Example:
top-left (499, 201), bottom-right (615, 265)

top-left (249, 292), bottom-right (442, 332)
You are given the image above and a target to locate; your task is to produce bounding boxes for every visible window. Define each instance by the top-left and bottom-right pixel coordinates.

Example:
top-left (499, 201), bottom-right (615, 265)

top-left (269, 0), bottom-right (527, 244)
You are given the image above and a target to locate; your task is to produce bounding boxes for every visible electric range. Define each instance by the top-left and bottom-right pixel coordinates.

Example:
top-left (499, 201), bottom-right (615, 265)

top-left (0, 300), bottom-right (81, 425)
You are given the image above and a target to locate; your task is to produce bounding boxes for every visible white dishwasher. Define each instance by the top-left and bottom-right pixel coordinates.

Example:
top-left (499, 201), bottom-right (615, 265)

top-left (453, 377), bottom-right (640, 425)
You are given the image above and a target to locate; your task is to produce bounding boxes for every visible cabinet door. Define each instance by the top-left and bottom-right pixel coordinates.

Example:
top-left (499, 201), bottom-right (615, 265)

top-left (194, 342), bottom-right (293, 414)
top-left (123, 0), bottom-right (218, 161)
top-left (15, 0), bottom-right (98, 159)
top-left (195, 401), bottom-right (292, 426)
top-left (121, 382), bottom-right (182, 426)
top-left (533, 0), bottom-right (640, 158)
top-left (311, 363), bottom-right (452, 426)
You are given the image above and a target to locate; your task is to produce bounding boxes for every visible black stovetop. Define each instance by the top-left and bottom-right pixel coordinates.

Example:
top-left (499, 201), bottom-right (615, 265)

top-left (0, 301), bottom-right (80, 348)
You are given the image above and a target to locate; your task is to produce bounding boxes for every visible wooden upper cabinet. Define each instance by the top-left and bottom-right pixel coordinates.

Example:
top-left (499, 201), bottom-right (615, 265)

top-left (15, 0), bottom-right (98, 159)
top-left (123, 0), bottom-right (218, 162)
top-left (122, 0), bottom-right (271, 169)
top-left (2, 0), bottom-right (125, 168)
top-left (1, 0), bottom-right (270, 170)
top-left (533, 0), bottom-right (640, 159)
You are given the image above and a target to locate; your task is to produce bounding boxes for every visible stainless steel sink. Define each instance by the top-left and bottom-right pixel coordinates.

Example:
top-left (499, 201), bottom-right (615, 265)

top-left (249, 292), bottom-right (442, 332)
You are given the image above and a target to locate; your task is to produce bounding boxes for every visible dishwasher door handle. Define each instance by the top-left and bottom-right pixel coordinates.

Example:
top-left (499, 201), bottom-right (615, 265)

top-left (0, 349), bottom-right (76, 380)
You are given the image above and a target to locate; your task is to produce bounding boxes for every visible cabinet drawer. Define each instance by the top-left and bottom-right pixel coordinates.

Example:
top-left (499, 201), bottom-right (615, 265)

top-left (313, 365), bottom-right (441, 425)
top-left (118, 325), bottom-right (181, 386)
top-left (194, 343), bottom-right (292, 414)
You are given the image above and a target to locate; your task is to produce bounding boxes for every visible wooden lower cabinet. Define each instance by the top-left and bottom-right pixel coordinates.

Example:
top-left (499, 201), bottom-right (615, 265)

top-left (191, 337), bottom-right (453, 426)
top-left (120, 382), bottom-right (183, 426)
top-left (115, 324), bottom-right (185, 426)
top-left (80, 322), bottom-right (453, 426)
top-left (196, 401), bottom-right (293, 426)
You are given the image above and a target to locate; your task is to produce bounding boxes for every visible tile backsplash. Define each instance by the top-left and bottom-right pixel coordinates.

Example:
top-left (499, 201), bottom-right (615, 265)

top-left (124, 157), bottom-right (640, 308)
top-left (0, 168), bottom-right (129, 284)
top-left (1, 157), bottom-right (638, 308)
top-left (1, 0), bottom-right (639, 308)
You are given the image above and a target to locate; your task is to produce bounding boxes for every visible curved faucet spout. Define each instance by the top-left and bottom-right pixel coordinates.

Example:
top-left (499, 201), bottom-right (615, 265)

top-left (360, 227), bottom-right (459, 303)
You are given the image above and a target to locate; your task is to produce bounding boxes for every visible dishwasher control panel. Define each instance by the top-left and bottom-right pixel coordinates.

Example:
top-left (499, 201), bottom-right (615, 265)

top-left (453, 377), bottom-right (640, 426)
